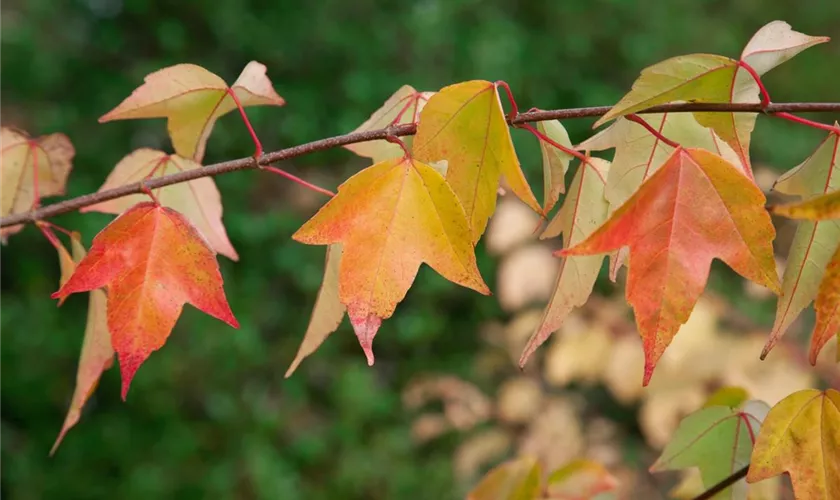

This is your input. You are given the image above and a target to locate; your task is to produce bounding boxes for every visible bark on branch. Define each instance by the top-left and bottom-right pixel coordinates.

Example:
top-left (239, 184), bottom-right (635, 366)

top-left (3, 101), bottom-right (839, 228)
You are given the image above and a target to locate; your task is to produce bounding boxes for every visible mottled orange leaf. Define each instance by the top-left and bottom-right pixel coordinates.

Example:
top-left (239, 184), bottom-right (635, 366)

top-left (80, 149), bottom-right (238, 260)
top-left (413, 80), bottom-right (541, 243)
top-left (765, 129), bottom-right (839, 361)
top-left (577, 113), bottom-right (742, 279)
top-left (52, 202), bottom-right (239, 398)
top-left (467, 455), bottom-right (541, 500)
top-left (99, 61), bottom-right (284, 161)
top-left (546, 459), bottom-right (618, 500)
top-left (519, 158), bottom-right (610, 367)
top-left (293, 156), bottom-right (489, 365)
top-left (51, 234), bottom-right (114, 455)
top-left (344, 85), bottom-right (434, 163)
top-left (594, 22), bottom-right (827, 168)
top-left (285, 243), bottom-right (346, 377)
top-left (747, 389), bottom-right (840, 499)
top-left (771, 190), bottom-right (840, 221)
top-left (561, 148), bottom-right (779, 384)
top-left (1, 127), bottom-right (74, 240)
top-left (537, 120), bottom-right (574, 213)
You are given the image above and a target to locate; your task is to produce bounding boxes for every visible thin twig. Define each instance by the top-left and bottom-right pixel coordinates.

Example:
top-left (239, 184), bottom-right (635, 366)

top-left (3, 101), bottom-right (840, 228)
top-left (690, 465), bottom-right (750, 500)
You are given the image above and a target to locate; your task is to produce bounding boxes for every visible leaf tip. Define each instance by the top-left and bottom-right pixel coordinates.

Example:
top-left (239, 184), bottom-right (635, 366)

top-left (350, 313), bottom-right (381, 366)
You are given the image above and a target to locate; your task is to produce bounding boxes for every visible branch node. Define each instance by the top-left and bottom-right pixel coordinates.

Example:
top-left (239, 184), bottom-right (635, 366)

top-left (139, 180), bottom-right (160, 205)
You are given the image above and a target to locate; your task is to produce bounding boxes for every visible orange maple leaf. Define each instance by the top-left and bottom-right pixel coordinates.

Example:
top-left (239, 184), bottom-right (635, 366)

top-left (561, 147), bottom-right (779, 384)
top-left (52, 202), bottom-right (239, 398)
top-left (293, 156), bottom-right (489, 364)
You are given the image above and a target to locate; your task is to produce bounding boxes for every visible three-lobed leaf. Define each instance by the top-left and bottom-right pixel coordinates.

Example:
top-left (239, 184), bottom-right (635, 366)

top-left (1, 127), bottom-right (75, 240)
top-left (413, 80), bottom-right (541, 243)
top-left (560, 148), bottom-right (779, 384)
top-left (80, 148), bottom-right (239, 260)
top-left (293, 156), bottom-right (489, 365)
top-left (519, 158), bottom-right (611, 367)
top-left (99, 61), bottom-right (284, 161)
top-left (52, 202), bottom-right (239, 398)
top-left (765, 129), bottom-right (839, 363)
top-left (747, 389), bottom-right (840, 499)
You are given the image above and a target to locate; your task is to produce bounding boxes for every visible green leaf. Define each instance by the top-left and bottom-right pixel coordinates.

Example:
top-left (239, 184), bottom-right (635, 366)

top-left (651, 401), bottom-right (770, 500)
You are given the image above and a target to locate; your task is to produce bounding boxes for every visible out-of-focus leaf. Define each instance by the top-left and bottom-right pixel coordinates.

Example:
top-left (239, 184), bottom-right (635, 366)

top-left (467, 456), bottom-right (541, 500)
top-left (546, 459), bottom-right (618, 500)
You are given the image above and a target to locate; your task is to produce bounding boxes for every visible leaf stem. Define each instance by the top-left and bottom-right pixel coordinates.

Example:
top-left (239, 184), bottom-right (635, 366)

top-left (262, 166), bottom-right (335, 197)
top-left (772, 112), bottom-right (840, 134)
top-left (518, 123), bottom-right (587, 162)
top-left (384, 134), bottom-right (412, 159)
top-left (494, 80), bottom-right (519, 120)
top-left (226, 88), bottom-right (264, 158)
top-left (29, 140), bottom-right (40, 209)
top-left (737, 60), bottom-right (771, 108)
top-left (626, 114), bottom-right (680, 148)
top-left (519, 123), bottom-right (606, 185)
top-left (139, 180), bottom-right (160, 205)
top-left (35, 221), bottom-right (62, 251)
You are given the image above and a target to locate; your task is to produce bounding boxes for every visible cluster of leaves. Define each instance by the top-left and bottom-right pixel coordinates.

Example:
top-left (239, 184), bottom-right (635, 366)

top-left (1, 18), bottom-right (837, 499)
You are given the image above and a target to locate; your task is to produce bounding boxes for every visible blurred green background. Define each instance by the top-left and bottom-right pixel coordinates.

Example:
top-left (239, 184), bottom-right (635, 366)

top-left (2, 1), bottom-right (838, 499)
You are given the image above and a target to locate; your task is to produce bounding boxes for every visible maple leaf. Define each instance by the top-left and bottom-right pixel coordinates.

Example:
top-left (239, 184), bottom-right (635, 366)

top-left (80, 149), bottom-right (238, 260)
top-left (50, 233), bottom-right (114, 455)
top-left (413, 80), bottom-right (541, 243)
top-left (810, 243), bottom-right (840, 364)
top-left (578, 113), bottom-right (742, 280)
top-left (651, 401), bottom-right (769, 500)
top-left (546, 459), bottom-right (618, 500)
top-left (52, 202), bottom-right (239, 398)
top-left (467, 456), bottom-right (542, 500)
top-left (292, 156), bottom-right (489, 365)
top-left (747, 389), bottom-right (840, 499)
top-left (519, 158), bottom-right (611, 367)
top-left (537, 120), bottom-right (574, 213)
top-left (594, 22), bottom-right (828, 168)
top-left (285, 243), bottom-right (346, 377)
top-left (1, 127), bottom-right (74, 240)
top-left (99, 61), bottom-right (284, 162)
top-left (764, 129), bottom-right (840, 362)
top-left (560, 148), bottom-right (779, 384)
top-left (771, 190), bottom-right (840, 221)
top-left (343, 85), bottom-right (434, 163)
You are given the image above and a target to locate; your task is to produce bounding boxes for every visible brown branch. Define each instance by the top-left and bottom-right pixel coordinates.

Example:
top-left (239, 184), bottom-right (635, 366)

top-left (3, 101), bottom-right (840, 228)
top-left (690, 465), bottom-right (750, 500)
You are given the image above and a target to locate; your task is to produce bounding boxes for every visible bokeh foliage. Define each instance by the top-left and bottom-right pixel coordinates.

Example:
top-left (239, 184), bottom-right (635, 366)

top-left (2, 0), bottom-right (838, 498)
